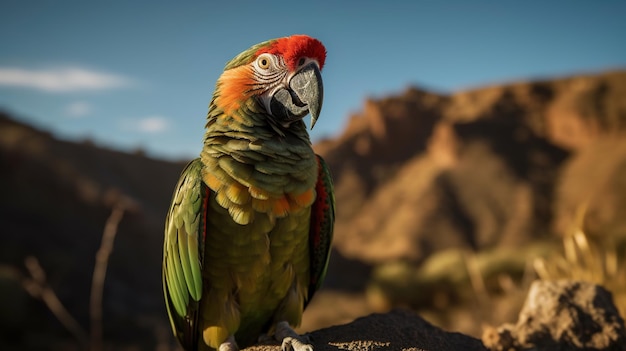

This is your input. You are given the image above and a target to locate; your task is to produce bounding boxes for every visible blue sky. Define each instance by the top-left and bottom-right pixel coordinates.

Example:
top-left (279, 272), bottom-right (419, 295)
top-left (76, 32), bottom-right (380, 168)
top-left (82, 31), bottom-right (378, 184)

top-left (1, 1), bottom-right (625, 160)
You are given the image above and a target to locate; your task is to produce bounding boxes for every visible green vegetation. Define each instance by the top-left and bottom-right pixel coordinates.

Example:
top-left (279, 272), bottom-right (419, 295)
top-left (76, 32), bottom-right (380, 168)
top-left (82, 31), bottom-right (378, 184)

top-left (366, 207), bottom-right (626, 334)
top-left (366, 243), bottom-right (552, 311)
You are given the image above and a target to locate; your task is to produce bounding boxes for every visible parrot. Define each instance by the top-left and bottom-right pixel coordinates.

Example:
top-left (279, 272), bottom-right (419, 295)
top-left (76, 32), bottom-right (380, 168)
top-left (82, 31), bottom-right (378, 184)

top-left (162, 35), bottom-right (334, 351)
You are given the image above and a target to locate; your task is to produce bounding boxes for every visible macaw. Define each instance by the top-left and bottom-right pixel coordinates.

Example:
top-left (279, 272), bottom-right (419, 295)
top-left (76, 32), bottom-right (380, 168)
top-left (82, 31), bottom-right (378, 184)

top-left (162, 35), bottom-right (334, 351)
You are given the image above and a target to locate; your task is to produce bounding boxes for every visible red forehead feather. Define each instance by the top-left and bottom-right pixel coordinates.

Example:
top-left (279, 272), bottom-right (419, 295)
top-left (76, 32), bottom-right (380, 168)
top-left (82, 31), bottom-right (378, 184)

top-left (256, 35), bottom-right (326, 71)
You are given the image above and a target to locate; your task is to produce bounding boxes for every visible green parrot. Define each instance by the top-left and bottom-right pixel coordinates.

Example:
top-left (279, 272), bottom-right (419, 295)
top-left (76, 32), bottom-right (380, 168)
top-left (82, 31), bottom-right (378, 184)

top-left (162, 35), bottom-right (334, 351)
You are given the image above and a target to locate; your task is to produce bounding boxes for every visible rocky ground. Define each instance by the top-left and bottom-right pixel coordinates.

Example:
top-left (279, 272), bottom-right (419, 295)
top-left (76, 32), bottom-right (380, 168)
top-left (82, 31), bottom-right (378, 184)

top-left (251, 310), bottom-right (487, 351)
top-left (248, 281), bottom-right (626, 351)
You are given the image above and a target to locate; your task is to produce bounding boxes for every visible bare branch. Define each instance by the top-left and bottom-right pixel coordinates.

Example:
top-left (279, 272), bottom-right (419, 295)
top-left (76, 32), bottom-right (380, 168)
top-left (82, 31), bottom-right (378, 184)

top-left (90, 203), bottom-right (126, 351)
top-left (22, 256), bottom-right (89, 348)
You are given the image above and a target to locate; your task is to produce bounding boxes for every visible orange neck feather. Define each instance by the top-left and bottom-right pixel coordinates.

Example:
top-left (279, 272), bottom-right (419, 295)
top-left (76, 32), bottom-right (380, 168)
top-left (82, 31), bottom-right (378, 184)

top-left (214, 65), bottom-right (255, 116)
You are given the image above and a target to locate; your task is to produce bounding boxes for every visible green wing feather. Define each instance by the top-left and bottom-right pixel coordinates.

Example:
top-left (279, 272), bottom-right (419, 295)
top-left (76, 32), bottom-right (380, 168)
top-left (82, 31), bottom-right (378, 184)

top-left (163, 158), bottom-right (207, 348)
top-left (306, 155), bottom-right (335, 305)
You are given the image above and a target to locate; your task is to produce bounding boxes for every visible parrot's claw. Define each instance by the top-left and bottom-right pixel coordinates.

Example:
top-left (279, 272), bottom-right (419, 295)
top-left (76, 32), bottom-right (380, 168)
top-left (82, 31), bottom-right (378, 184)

top-left (275, 321), bottom-right (313, 351)
top-left (218, 335), bottom-right (239, 351)
top-left (281, 336), bottom-right (313, 351)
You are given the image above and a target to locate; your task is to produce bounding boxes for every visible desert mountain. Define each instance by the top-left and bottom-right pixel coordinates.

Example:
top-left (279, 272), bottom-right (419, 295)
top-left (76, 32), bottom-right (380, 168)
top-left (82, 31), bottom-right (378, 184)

top-left (319, 70), bottom-right (626, 264)
top-left (1, 69), bottom-right (625, 349)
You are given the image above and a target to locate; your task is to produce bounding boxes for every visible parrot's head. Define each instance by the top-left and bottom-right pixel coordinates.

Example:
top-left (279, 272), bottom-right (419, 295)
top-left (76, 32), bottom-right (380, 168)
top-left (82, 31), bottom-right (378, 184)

top-left (214, 35), bottom-right (326, 129)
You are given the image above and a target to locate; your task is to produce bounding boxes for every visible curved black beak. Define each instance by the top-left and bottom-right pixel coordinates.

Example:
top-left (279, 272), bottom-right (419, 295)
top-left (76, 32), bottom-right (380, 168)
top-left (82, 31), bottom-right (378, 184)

top-left (269, 62), bottom-right (323, 129)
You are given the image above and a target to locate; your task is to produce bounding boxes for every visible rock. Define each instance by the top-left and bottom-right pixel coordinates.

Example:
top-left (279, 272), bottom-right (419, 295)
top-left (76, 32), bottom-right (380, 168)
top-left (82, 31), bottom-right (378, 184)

top-left (482, 280), bottom-right (626, 351)
top-left (246, 309), bottom-right (487, 351)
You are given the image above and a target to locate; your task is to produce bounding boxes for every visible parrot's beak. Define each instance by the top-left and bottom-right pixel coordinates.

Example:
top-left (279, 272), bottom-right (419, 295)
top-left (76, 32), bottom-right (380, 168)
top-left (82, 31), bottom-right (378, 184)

top-left (269, 63), bottom-right (323, 129)
top-left (289, 63), bottom-right (323, 129)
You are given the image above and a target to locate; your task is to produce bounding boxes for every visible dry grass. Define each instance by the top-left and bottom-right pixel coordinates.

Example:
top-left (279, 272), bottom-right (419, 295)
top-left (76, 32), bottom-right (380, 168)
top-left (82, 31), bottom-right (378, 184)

top-left (533, 206), bottom-right (626, 318)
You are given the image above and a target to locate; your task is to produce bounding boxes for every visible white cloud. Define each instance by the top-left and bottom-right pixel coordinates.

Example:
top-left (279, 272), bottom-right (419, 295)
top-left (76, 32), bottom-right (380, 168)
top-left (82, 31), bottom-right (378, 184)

top-left (121, 116), bottom-right (170, 134)
top-left (0, 67), bottom-right (132, 92)
top-left (137, 117), bottom-right (169, 133)
top-left (65, 101), bottom-right (92, 118)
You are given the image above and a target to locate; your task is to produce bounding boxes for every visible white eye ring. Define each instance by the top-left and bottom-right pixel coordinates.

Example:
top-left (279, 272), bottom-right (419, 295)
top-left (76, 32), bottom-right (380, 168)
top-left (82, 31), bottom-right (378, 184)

top-left (257, 54), bottom-right (272, 70)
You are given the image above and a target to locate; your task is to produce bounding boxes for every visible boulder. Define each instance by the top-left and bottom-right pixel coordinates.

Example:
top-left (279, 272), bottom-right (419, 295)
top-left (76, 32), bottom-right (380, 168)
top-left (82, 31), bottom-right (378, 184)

top-left (483, 280), bottom-right (626, 351)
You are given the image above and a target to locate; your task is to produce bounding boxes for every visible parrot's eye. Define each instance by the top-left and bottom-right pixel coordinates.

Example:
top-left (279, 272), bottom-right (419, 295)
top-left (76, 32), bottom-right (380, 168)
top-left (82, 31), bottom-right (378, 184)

top-left (257, 54), bottom-right (272, 70)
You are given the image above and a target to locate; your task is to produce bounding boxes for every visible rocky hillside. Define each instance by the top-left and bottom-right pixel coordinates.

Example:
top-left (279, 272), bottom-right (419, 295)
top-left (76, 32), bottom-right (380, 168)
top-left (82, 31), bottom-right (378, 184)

top-left (0, 114), bottom-right (185, 349)
top-left (1, 69), bottom-right (625, 349)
